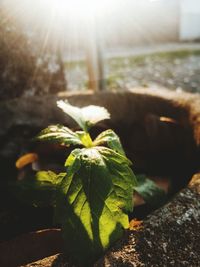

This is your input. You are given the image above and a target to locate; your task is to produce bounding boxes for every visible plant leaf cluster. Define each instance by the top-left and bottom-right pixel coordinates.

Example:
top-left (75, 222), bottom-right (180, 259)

top-left (35, 100), bottom-right (137, 266)
top-left (134, 174), bottom-right (167, 207)
top-left (12, 171), bottom-right (65, 207)
top-left (14, 101), bottom-right (167, 266)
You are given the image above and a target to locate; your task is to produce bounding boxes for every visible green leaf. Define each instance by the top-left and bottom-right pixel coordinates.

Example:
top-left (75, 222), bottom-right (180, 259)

top-left (97, 147), bottom-right (137, 212)
top-left (35, 171), bottom-right (65, 185)
top-left (55, 147), bottom-right (136, 266)
top-left (12, 171), bottom-right (65, 207)
top-left (134, 174), bottom-right (167, 207)
top-left (57, 100), bottom-right (110, 132)
top-left (94, 129), bottom-right (125, 155)
top-left (76, 131), bottom-right (93, 148)
top-left (35, 124), bottom-right (82, 146)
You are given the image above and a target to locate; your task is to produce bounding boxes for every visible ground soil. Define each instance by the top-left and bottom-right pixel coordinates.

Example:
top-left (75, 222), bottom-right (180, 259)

top-left (66, 43), bottom-right (200, 93)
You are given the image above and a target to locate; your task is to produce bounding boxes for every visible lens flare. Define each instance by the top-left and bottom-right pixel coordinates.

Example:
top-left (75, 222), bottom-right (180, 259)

top-left (46, 0), bottom-right (115, 20)
top-left (3, 0), bottom-right (117, 24)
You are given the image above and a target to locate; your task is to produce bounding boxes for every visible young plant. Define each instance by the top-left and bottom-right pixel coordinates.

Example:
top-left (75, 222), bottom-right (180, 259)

top-left (36, 101), bottom-right (137, 266)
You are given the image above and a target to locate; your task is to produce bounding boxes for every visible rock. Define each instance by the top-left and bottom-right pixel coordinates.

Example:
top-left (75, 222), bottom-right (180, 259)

top-left (1, 88), bottom-right (198, 183)
top-left (95, 174), bottom-right (200, 267)
top-left (0, 229), bottom-right (62, 267)
top-left (21, 173), bottom-right (200, 267)
top-left (1, 89), bottom-right (200, 266)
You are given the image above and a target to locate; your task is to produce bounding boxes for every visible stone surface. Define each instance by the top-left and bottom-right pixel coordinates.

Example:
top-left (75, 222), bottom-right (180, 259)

top-left (1, 89), bottom-right (199, 180)
top-left (0, 229), bottom-right (62, 267)
top-left (95, 174), bottom-right (200, 267)
top-left (22, 174), bottom-right (200, 267)
top-left (1, 89), bottom-right (200, 266)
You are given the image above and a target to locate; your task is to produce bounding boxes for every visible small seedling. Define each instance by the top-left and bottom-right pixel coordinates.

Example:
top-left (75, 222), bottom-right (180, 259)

top-left (13, 100), bottom-right (168, 266)
top-left (36, 101), bottom-right (137, 266)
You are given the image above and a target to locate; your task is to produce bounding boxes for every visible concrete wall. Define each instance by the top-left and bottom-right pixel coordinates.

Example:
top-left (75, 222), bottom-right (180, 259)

top-left (103, 0), bottom-right (180, 47)
top-left (62, 0), bottom-right (181, 54)
top-left (180, 0), bottom-right (200, 40)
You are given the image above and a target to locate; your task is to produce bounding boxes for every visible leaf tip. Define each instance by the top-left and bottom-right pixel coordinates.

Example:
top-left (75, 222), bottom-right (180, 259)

top-left (57, 100), bottom-right (68, 112)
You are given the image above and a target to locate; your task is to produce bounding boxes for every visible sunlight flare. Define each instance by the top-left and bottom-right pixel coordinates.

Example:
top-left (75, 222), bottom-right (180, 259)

top-left (45, 0), bottom-right (116, 20)
top-left (4, 0), bottom-right (117, 24)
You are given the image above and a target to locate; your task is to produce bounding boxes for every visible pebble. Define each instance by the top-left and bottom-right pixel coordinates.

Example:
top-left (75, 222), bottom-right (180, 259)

top-left (66, 54), bottom-right (200, 93)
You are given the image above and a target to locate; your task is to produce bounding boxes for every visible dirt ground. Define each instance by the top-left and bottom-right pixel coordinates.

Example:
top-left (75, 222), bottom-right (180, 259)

top-left (66, 43), bottom-right (200, 93)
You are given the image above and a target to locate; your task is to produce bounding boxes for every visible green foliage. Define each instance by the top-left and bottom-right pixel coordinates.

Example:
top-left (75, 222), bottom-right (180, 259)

top-left (35, 102), bottom-right (136, 266)
top-left (134, 174), bottom-right (167, 207)
top-left (56, 147), bottom-right (136, 265)
top-left (35, 125), bottom-right (83, 146)
top-left (12, 171), bottom-right (65, 207)
top-left (94, 129), bottom-right (125, 155)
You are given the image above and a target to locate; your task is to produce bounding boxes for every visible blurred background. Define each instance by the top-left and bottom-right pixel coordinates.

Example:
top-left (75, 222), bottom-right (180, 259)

top-left (0, 0), bottom-right (200, 99)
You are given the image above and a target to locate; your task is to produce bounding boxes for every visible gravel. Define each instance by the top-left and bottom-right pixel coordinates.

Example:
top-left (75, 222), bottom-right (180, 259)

top-left (66, 49), bottom-right (200, 94)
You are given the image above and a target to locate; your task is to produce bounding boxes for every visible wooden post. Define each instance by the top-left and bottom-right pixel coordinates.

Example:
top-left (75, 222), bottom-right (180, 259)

top-left (85, 17), bottom-right (105, 91)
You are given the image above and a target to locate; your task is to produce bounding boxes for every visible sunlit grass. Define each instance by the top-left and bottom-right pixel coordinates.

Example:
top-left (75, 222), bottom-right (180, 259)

top-left (108, 49), bottom-right (200, 66)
